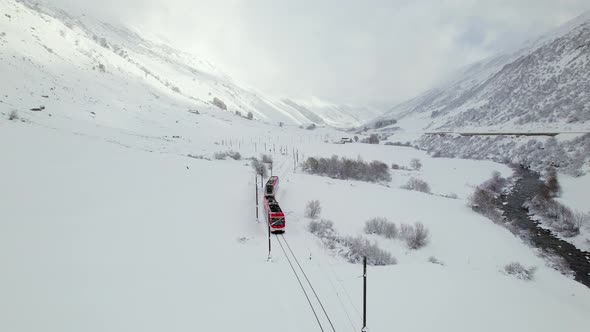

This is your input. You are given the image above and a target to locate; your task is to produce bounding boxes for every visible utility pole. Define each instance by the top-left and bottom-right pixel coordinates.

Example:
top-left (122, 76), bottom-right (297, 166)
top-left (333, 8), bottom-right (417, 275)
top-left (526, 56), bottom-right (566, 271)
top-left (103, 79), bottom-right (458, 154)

top-left (255, 174), bottom-right (259, 222)
top-left (362, 256), bottom-right (367, 332)
top-left (267, 224), bottom-right (271, 261)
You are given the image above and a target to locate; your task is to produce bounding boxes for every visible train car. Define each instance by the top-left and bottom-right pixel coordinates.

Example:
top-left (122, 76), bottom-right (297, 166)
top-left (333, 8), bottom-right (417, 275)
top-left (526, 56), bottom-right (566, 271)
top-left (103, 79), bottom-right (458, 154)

top-left (265, 176), bottom-right (279, 196)
top-left (263, 195), bottom-right (286, 233)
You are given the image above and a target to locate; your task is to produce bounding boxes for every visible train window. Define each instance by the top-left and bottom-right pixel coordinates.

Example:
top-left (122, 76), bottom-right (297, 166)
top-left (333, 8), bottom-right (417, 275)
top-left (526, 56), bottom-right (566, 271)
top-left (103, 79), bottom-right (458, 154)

top-left (272, 218), bottom-right (285, 227)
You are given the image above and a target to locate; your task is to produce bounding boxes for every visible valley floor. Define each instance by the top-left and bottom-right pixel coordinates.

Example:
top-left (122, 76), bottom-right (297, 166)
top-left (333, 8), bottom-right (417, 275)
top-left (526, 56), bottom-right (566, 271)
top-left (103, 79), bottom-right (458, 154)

top-left (2, 109), bottom-right (590, 332)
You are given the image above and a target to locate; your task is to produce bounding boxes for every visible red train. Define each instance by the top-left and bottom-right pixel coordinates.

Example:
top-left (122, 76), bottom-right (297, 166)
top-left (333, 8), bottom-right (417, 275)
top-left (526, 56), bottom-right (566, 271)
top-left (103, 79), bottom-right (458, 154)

top-left (263, 176), bottom-right (285, 233)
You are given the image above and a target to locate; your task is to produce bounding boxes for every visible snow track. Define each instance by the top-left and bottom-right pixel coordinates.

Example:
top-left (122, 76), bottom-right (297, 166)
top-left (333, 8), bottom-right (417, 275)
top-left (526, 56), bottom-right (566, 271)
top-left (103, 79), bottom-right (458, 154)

top-left (276, 234), bottom-right (337, 332)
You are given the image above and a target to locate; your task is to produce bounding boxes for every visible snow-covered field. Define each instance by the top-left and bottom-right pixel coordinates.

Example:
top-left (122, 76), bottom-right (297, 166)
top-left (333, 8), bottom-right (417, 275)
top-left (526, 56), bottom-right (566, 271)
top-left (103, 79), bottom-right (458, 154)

top-left (2, 105), bottom-right (590, 331)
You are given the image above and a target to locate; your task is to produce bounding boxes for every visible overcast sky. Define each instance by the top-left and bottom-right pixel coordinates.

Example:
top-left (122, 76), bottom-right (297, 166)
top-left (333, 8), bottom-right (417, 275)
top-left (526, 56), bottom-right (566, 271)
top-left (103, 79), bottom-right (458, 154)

top-left (45, 0), bottom-right (590, 107)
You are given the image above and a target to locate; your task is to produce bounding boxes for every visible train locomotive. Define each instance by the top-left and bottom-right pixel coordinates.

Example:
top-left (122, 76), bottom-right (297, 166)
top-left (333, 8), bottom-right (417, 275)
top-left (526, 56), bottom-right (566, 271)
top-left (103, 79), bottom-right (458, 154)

top-left (263, 176), bottom-right (286, 233)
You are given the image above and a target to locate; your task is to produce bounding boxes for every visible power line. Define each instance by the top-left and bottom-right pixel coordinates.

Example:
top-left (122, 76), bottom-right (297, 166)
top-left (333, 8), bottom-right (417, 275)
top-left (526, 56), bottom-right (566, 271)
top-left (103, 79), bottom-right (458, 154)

top-left (277, 235), bottom-right (325, 332)
top-left (281, 234), bottom-right (337, 332)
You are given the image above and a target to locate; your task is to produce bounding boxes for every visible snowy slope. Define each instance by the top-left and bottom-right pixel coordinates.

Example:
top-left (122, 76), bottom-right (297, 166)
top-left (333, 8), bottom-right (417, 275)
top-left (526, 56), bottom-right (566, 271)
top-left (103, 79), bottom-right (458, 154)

top-left (2, 0), bottom-right (375, 128)
top-left (280, 98), bottom-right (382, 128)
top-left (373, 10), bottom-right (590, 133)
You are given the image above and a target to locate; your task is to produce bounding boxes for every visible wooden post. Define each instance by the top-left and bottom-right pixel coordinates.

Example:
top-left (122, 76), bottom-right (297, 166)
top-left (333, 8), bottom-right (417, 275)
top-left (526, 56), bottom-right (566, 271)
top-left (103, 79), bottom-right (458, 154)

top-left (362, 256), bottom-right (367, 332)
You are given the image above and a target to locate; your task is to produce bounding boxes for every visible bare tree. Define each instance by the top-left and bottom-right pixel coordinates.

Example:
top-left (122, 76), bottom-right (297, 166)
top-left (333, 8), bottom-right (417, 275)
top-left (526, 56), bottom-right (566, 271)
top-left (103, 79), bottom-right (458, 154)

top-left (305, 200), bottom-right (322, 219)
top-left (410, 158), bottom-right (423, 171)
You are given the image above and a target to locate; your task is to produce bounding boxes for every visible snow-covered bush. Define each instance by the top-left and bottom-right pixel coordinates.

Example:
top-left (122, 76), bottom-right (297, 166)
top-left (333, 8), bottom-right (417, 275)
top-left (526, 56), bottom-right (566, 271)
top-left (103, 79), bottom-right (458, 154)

top-left (247, 112), bottom-right (253, 120)
top-left (401, 177), bottom-right (431, 193)
top-left (211, 97), bottom-right (227, 110)
top-left (306, 124), bottom-right (317, 130)
top-left (308, 219), bottom-right (336, 239)
top-left (214, 151), bottom-right (241, 160)
top-left (301, 156), bottom-right (391, 183)
top-left (542, 167), bottom-right (561, 198)
top-left (339, 236), bottom-right (397, 265)
top-left (214, 152), bottom-right (227, 160)
top-left (401, 222), bottom-right (430, 249)
top-left (469, 187), bottom-right (502, 222)
top-left (443, 193), bottom-right (459, 199)
top-left (361, 134), bottom-right (379, 144)
top-left (250, 158), bottom-right (268, 177)
top-left (428, 256), bottom-right (444, 265)
top-left (503, 262), bottom-right (536, 281)
top-left (373, 119), bottom-right (397, 129)
top-left (410, 158), bottom-right (423, 171)
top-left (364, 218), bottom-right (398, 239)
top-left (8, 110), bottom-right (18, 120)
top-left (227, 151), bottom-right (241, 160)
top-left (391, 163), bottom-right (400, 170)
top-left (261, 154), bottom-right (273, 163)
top-left (481, 171), bottom-right (507, 194)
top-left (308, 220), bottom-right (396, 265)
top-left (305, 200), bottom-right (322, 219)
top-left (525, 195), bottom-right (583, 237)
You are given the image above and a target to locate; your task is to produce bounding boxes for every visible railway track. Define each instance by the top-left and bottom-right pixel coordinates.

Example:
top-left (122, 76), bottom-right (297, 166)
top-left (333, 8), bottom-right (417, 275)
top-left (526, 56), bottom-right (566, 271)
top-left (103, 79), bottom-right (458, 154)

top-left (276, 234), bottom-right (337, 332)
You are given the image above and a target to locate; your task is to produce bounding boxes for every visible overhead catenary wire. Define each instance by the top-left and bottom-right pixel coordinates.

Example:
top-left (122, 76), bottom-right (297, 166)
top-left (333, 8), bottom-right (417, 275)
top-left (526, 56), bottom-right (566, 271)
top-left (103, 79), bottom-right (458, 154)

top-left (280, 234), bottom-right (337, 332)
top-left (276, 234), bottom-right (325, 332)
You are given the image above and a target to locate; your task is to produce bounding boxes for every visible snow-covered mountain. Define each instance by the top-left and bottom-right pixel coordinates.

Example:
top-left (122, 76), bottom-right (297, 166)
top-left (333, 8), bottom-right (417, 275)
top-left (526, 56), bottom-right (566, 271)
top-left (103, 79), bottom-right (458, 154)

top-left (1, 0), bottom-right (372, 128)
top-left (279, 97), bottom-right (382, 128)
top-left (374, 10), bottom-right (590, 133)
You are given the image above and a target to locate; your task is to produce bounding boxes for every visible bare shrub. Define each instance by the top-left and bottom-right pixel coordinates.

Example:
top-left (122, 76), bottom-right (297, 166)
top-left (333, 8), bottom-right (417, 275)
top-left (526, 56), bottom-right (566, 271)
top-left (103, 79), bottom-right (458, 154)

top-left (525, 196), bottom-right (582, 237)
top-left (410, 158), bottom-right (423, 171)
top-left (364, 218), bottom-right (397, 239)
top-left (401, 177), bottom-right (431, 193)
top-left (361, 134), bottom-right (379, 144)
top-left (8, 110), bottom-right (19, 120)
top-left (503, 262), bottom-right (536, 281)
top-left (251, 158), bottom-right (268, 177)
top-left (308, 220), bottom-right (396, 266)
top-left (339, 236), bottom-right (397, 265)
top-left (391, 163), bottom-right (400, 170)
top-left (227, 151), bottom-right (241, 160)
top-left (306, 124), bottom-right (316, 130)
top-left (481, 171), bottom-right (507, 194)
top-left (469, 187), bottom-right (502, 222)
top-left (214, 152), bottom-right (227, 160)
top-left (543, 167), bottom-right (561, 198)
top-left (305, 200), bottom-right (322, 219)
top-left (214, 151), bottom-right (240, 160)
top-left (401, 222), bottom-right (429, 249)
top-left (308, 219), bottom-right (336, 239)
top-left (247, 112), bottom-right (253, 120)
top-left (301, 156), bottom-right (391, 183)
top-left (261, 154), bottom-right (273, 163)
top-left (428, 256), bottom-right (444, 265)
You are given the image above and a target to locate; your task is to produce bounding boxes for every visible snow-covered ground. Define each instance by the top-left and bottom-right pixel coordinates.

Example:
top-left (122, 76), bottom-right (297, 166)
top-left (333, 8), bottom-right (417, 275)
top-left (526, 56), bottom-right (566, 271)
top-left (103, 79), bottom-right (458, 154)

top-left (2, 106), bottom-right (590, 331)
top-left (556, 174), bottom-right (590, 251)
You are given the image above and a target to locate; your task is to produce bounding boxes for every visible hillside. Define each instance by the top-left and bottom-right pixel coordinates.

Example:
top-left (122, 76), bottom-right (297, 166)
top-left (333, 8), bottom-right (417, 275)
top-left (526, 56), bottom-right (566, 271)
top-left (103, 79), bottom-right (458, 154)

top-left (375, 10), bottom-right (590, 133)
top-left (1, 0), bottom-right (373, 128)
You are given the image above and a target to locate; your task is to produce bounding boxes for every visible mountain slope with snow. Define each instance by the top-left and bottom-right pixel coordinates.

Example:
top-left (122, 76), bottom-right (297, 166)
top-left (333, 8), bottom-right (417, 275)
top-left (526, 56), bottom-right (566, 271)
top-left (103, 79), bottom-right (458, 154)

top-left (374, 11), bottom-right (590, 133)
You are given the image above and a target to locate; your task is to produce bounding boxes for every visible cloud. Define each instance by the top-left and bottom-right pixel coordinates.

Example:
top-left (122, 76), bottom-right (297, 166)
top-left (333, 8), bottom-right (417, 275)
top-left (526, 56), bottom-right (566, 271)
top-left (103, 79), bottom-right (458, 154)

top-left (41, 0), bottom-right (590, 106)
